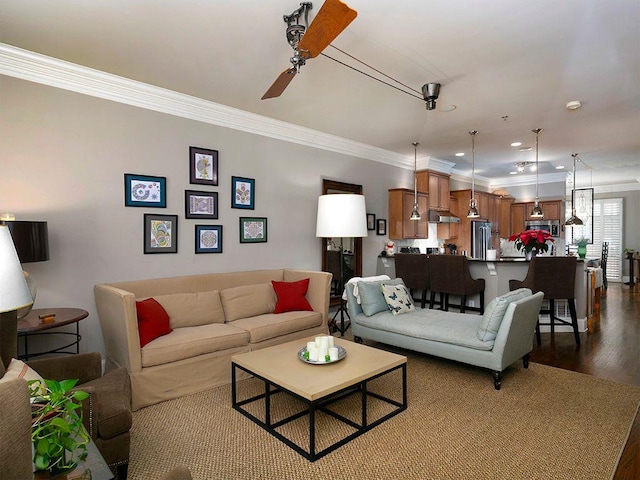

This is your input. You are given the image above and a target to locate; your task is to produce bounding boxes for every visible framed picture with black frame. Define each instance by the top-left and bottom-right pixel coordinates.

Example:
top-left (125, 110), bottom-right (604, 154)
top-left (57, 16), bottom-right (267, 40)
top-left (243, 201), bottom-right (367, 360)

top-left (124, 173), bottom-right (166, 208)
top-left (376, 219), bottom-right (387, 236)
top-left (367, 213), bottom-right (376, 231)
top-left (189, 146), bottom-right (218, 186)
top-left (185, 190), bottom-right (218, 219)
top-left (572, 187), bottom-right (594, 243)
top-left (231, 176), bottom-right (255, 210)
top-left (239, 217), bottom-right (267, 243)
top-left (195, 225), bottom-right (223, 254)
top-left (143, 214), bottom-right (178, 254)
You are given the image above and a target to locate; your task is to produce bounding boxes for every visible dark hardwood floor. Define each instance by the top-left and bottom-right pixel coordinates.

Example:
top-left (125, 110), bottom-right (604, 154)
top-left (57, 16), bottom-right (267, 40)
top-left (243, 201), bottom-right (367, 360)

top-left (528, 282), bottom-right (640, 480)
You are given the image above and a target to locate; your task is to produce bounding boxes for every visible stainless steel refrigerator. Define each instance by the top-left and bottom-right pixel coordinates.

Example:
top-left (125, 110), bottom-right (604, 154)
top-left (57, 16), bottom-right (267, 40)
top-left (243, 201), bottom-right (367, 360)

top-left (471, 221), bottom-right (492, 259)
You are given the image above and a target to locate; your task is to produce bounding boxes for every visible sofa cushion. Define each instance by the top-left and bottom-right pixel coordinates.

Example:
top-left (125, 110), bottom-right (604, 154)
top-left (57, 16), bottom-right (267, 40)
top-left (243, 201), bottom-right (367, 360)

top-left (272, 278), bottom-right (313, 313)
top-left (382, 283), bottom-right (416, 315)
top-left (358, 278), bottom-right (406, 316)
top-left (0, 358), bottom-right (45, 395)
top-left (477, 288), bottom-right (532, 341)
top-left (220, 283), bottom-right (277, 322)
top-left (136, 298), bottom-right (173, 347)
top-left (83, 367), bottom-right (132, 439)
top-left (153, 291), bottom-right (225, 328)
top-left (231, 311), bottom-right (322, 343)
top-left (141, 323), bottom-right (250, 367)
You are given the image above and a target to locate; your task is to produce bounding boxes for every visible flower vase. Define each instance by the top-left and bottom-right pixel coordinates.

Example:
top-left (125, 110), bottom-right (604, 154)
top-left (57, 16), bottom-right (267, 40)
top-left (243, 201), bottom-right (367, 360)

top-left (525, 249), bottom-right (537, 261)
top-left (577, 245), bottom-right (587, 258)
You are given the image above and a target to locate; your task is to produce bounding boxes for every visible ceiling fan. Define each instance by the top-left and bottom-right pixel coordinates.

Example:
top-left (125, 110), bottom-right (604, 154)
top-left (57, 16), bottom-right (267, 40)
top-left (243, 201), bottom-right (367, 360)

top-left (261, 0), bottom-right (357, 100)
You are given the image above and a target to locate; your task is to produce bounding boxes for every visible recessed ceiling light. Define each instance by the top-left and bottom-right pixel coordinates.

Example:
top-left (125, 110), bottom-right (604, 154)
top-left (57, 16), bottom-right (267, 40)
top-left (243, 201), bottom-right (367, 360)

top-left (555, 165), bottom-right (565, 169)
top-left (509, 171), bottom-right (518, 175)
top-left (438, 104), bottom-right (457, 112)
top-left (510, 142), bottom-right (522, 147)
top-left (455, 152), bottom-right (465, 157)
top-left (519, 146), bottom-right (533, 152)
top-left (566, 100), bottom-right (582, 110)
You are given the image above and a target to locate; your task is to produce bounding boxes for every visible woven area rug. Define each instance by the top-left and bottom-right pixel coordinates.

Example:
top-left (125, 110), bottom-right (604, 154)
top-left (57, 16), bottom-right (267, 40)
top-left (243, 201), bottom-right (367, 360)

top-left (129, 346), bottom-right (640, 480)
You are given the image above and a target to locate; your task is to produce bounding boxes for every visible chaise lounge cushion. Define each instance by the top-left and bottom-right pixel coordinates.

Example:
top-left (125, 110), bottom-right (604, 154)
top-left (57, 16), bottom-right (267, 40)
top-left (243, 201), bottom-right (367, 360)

top-left (358, 278), bottom-right (406, 316)
top-left (477, 288), bottom-right (532, 341)
top-left (220, 284), bottom-right (277, 321)
top-left (141, 323), bottom-right (250, 367)
top-left (153, 291), bottom-right (225, 328)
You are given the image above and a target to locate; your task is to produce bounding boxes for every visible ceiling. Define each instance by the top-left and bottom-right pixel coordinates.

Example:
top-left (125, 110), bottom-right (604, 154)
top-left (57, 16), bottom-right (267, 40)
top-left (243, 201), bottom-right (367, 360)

top-left (1, 0), bottom-right (639, 190)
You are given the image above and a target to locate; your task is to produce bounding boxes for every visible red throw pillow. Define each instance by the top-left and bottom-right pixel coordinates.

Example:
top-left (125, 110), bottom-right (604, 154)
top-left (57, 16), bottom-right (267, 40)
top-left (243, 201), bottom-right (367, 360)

top-left (136, 298), bottom-right (173, 348)
top-left (272, 278), bottom-right (313, 314)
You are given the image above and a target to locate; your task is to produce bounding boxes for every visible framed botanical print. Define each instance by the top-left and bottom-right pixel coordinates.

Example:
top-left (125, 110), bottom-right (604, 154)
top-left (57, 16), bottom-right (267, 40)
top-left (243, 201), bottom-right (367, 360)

top-left (239, 217), bottom-right (267, 243)
top-left (185, 190), bottom-right (218, 219)
top-left (231, 176), bottom-right (255, 209)
top-left (376, 219), bottom-right (387, 236)
top-left (367, 213), bottom-right (376, 231)
top-left (124, 173), bottom-right (166, 208)
top-left (189, 146), bottom-right (218, 186)
top-left (195, 225), bottom-right (223, 254)
top-left (144, 214), bottom-right (178, 254)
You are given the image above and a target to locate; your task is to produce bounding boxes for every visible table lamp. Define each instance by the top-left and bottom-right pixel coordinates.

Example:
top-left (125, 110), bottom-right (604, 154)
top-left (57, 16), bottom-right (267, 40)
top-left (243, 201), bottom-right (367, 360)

top-left (0, 225), bottom-right (34, 367)
top-left (316, 194), bottom-right (368, 335)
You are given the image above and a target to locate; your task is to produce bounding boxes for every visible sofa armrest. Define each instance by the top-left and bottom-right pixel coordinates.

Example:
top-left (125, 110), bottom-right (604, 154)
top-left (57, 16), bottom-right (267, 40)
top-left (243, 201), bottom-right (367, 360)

top-left (94, 284), bottom-right (143, 373)
top-left (284, 269), bottom-right (332, 327)
top-left (492, 292), bottom-right (544, 368)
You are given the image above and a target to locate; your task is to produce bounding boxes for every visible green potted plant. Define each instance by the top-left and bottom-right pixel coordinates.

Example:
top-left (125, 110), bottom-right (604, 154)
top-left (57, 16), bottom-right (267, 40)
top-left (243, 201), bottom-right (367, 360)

top-left (29, 378), bottom-right (90, 477)
top-left (573, 237), bottom-right (590, 259)
top-left (624, 248), bottom-right (635, 259)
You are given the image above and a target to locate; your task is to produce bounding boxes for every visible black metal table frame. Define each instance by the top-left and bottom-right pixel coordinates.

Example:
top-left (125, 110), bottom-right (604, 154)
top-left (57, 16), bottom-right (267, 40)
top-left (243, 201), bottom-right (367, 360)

top-left (231, 362), bottom-right (407, 462)
top-left (18, 322), bottom-right (81, 361)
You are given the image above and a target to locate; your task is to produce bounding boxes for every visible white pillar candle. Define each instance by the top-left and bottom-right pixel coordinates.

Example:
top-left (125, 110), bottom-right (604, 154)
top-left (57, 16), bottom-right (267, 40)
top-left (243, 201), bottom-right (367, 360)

top-left (327, 336), bottom-right (335, 348)
top-left (315, 336), bottom-right (324, 348)
top-left (317, 336), bottom-right (329, 349)
top-left (329, 347), bottom-right (339, 361)
top-left (308, 346), bottom-right (319, 362)
top-left (307, 341), bottom-right (317, 351)
top-left (318, 347), bottom-right (329, 362)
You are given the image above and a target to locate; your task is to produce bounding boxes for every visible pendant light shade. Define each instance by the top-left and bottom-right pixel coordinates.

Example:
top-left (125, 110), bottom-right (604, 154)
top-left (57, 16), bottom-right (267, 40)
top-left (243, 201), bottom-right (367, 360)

top-left (410, 142), bottom-right (421, 221)
top-left (565, 153), bottom-right (584, 226)
top-left (467, 130), bottom-right (480, 218)
top-left (530, 128), bottom-right (544, 218)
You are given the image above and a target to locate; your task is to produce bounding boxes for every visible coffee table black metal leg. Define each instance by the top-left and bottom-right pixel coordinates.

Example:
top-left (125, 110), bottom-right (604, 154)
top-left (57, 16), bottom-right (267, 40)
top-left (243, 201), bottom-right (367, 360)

top-left (309, 403), bottom-right (316, 459)
top-left (265, 380), bottom-right (271, 427)
top-left (361, 381), bottom-right (367, 428)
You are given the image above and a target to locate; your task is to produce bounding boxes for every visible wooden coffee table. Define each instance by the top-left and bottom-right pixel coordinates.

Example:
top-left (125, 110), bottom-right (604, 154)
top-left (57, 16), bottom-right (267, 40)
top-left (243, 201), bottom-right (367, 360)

top-left (231, 337), bottom-right (407, 461)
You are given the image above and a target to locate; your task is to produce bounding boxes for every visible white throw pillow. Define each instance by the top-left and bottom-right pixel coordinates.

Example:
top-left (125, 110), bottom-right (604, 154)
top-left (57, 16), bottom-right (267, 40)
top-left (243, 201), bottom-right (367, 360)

top-left (381, 284), bottom-right (415, 316)
top-left (0, 358), bottom-right (45, 395)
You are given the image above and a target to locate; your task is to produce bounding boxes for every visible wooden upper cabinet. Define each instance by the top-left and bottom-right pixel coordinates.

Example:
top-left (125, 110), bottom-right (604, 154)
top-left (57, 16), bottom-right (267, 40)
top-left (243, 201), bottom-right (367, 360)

top-left (438, 195), bottom-right (459, 240)
top-left (416, 171), bottom-right (429, 195)
top-left (542, 200), bottom-right (561, 220)
top-left (475, 192), bottom-right (491, 221)
top-left (513, 199), bottom-right (563, 225)
top-left (428, 173), bottom-right (451, 211)
top-left (388, 189), bottom-right (428, 239)
top-left (511, 203), bottom-right (526, 235)
top-left (498, 197), bottom-right (514, 238)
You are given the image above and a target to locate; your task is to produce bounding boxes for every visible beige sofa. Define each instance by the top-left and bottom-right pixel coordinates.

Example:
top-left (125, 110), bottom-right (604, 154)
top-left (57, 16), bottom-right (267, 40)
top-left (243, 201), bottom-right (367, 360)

top-left (94, 269), bottom-right (331, 410)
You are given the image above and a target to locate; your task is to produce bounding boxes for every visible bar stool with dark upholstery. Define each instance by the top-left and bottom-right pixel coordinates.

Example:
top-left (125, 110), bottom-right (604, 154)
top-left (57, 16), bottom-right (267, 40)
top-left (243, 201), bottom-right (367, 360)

top-left (428, 255), bottom-right (485, 314)
top-left (393, 253), bottom-right (430, 308)
top-left (601, 242), bottom-right (609, 289)
top-left (508, 256), bottom-right (580, 346)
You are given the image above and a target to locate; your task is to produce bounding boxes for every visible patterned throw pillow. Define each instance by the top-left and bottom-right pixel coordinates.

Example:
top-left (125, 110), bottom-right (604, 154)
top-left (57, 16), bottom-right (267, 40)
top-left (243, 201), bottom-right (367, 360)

top-left (381, 284), bottom-right (415, 315)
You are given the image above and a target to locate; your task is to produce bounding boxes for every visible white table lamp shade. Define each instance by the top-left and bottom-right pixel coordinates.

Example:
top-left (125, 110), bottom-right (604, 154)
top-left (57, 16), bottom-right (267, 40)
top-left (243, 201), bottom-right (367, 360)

top-left (316, 194), bottom-right (368, 238)
top-left (0, 226), bottom-right (33, 313)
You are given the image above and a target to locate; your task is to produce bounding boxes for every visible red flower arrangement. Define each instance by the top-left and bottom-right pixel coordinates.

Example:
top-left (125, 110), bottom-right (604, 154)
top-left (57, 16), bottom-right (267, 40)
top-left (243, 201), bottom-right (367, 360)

top-left (509, 229), bottom-right (554, 254)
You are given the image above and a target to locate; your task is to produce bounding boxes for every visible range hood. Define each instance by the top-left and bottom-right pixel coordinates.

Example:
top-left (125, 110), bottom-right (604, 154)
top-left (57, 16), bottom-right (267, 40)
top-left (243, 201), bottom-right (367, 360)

top-left (428, 210), bottom-right (460, 223)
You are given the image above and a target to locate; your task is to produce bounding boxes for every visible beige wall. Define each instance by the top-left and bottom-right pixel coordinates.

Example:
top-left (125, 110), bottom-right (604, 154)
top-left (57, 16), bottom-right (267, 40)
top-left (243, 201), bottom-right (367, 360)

top-left (0, 76), bottom-right (410, 355)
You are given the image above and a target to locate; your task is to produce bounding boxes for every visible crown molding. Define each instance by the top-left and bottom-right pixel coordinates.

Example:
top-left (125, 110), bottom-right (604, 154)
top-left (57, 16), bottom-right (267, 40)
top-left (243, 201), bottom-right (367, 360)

top-left (0, 43), bottom-right (406, 167)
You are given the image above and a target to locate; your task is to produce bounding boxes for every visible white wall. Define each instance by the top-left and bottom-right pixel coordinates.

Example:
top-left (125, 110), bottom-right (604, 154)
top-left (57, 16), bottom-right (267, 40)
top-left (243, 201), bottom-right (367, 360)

top-left (0, 76), bottom-right (410, 355)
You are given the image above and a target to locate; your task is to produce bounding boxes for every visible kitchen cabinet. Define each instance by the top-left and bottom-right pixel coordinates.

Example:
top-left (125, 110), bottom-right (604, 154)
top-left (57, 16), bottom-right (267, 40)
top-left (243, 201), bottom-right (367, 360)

top-left (428, 172), bottom-right (451, 211)
top-left (388, 189), bottom-right (429, 239)
top-left (511, 203), bottom-right (526, 235)
top-left (498, 197), bottom-right (514, 238)
top-left (542, 200), bottom-right (562, 220)
top-left (513, 199), bottom-right (563, 227)
top-left (438, 196), bottom-right (459, 240)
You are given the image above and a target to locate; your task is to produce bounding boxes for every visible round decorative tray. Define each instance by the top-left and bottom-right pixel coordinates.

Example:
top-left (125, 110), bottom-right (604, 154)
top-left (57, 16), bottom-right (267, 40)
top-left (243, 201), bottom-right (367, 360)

top-left (298, 345), bottom-right (347, 365)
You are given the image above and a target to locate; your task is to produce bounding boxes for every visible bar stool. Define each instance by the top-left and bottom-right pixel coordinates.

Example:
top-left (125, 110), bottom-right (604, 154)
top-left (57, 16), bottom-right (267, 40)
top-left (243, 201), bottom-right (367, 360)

top-left (428, 255), bottom-right (485, 314)
top-left (509, 256), bottom-right (580, 346)
top-left (393, 253), bottom-right (429, 308)
top-left (601, 242), bottom-right (608, 289)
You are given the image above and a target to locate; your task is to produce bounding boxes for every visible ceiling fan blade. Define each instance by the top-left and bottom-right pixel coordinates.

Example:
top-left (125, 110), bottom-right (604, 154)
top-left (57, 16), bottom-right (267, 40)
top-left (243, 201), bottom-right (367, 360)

top-left (298, 0), bottom-right (357, 59)
top-left (261, 68), bottom-right (297, 99)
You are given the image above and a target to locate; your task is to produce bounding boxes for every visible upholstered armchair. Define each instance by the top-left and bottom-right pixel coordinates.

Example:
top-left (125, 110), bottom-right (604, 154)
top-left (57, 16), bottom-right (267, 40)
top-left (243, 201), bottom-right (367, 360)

top-left (0, 377), bottom-right (31, 480)
top-left (27, 352), bottom-right (132, 478)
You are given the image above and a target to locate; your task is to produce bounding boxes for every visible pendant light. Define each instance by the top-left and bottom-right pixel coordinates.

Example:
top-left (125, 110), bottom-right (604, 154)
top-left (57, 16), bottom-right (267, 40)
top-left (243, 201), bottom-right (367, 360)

top-left (565, 153), bottom-right (583, 226)
top-left (410, 142), bottom-right (421, 220)
top-left (467, 130), bottom-right (479, 218)
top-left (530, 128), bottom-right (544, 218)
